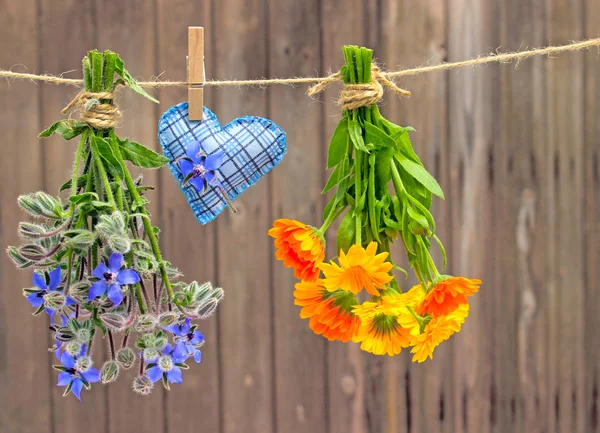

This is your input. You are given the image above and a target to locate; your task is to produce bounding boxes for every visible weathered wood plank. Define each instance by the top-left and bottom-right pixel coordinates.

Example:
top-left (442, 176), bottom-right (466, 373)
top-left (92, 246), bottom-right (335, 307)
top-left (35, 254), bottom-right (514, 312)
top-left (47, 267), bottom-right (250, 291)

top-left (584, 2), bottom-right (600, 433)
top-left (0, 2), bottom-right (51, 432)
top-left (211, 2), bottom-right (273, 433)
top-left (447, 1), bottom-right (497, 432)
top-left (37, 1), bottom-right (109, 430)
top-left (380, 1), bottom-right (450, 432)
top-left (268, 2), bottom-right (328, 433)
top-left (497, 2), bottom-right (549, 433)
top-left (95, 2), bottom-right (166, 431)
top-left (546, 0), bottom-right (587, 432)
top-left (154, 1), bottom-right (220, 433)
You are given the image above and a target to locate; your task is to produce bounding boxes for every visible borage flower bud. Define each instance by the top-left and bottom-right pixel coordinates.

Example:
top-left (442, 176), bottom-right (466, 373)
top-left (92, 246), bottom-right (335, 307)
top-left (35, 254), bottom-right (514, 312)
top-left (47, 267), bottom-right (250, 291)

top-left (43, 291), bottom-right (66, 310)
top-left (136, 314), bottom-right (158, 333)
top-left (75, 328), bottom-right (92, 343)
top-left (100, 311), bottom-right (136, 332)
top-left (132, 375), bottom-right (153, 396)
top-left (75, 355), bottom-right (93, 373)
top-left (17, 194), bottom-right (44, 217)
top-left (116, 347), bottom-right (135, 369)
top-left (196, 298), bottom-right (219, 319)
top-left (65, 341), bottom-right (84, 357)
top-left (107, 235), bottom-right (131, 254)
top-left (101, 360), bottom-right (120, 384)
top-left (143, 348), bottom-right (160, 362)
top-left (158, 311), bottom-right (179, 328)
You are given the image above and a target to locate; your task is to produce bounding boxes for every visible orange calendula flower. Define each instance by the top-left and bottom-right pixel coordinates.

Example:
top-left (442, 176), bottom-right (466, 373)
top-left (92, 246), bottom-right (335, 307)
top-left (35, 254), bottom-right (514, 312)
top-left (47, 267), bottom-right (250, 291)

top-left (269, 219), bottom-right (325, 282)
top-left (352, 299), bottom-right (412, 356)
top-left (403, 304), bottom-right (470, 363)
top-left (319, 242), bottom-right (393, 296)
top-left (294, 279), bottom-right (360, 343)
top-left (417, 276), bottom-right (481, 317)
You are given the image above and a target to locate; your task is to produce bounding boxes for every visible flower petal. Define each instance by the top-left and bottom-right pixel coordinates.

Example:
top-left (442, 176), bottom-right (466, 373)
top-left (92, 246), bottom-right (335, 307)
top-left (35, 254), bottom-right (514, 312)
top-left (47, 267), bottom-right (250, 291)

top-left (162, 343), bottom-right (173, 355)
top-left (81, 368), bottom-right (101, 383)
top-left (116, 269), bottom-right (140, 285)
top-left (61, 353), bottom-right (75, 369)
top-left (57, 371), bottom-right (73, 387)
top-left (48, 267), bottom-right (62, 291)
top-left (71, 378), bottom-right (84, 401)
top-left (173, 341), bottom-right (188, 361)
top-left (108, 253), bottom-right (123, 272)
top-left (32, 271), bottom-right (46, 290)
top-left (92, 263), bottom-right (109, 280)
top-left (181, 318), bottom-right (191, 335)
top-left (189, 331), bottom-right (204, 345)
top-left (204, 151), bottom-right (225, 171)
top-left (189, 177), bottom-right (206, 194)
top-left (88, 281), bottom-right (108, 301)
top-left (185, 141), bottom-right (201, 161)
top-left (166, 367), bottom-right (183, 384)
top-left (194, 350), bottom-right (202, 364)
top-left (26, 293), bottom-right (44, 308)
top-left (204, 170), bottom-right (215, 184)
top-left (164, 324), bottom-right (182, 336)
top-left (146, 366), bottom-right (163, 383)
top-left (107, 284), bottom-right (123, 306)
top-left (179, 159), bottom-right (194, 176)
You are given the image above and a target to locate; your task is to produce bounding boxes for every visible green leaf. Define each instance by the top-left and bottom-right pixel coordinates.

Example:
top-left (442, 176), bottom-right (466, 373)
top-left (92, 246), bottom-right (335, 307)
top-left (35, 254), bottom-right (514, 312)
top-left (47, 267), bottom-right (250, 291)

top-left (118, 137), bottom-right (169, 168)
top-left (336, 209), bottom-right (356, 254)
top-left (406, 193), bottom-right (436, 233)
top-left (348, 117), bottom-right (369, 153)
top-left (69, 192), bottom-right (99, 205)
top-left (327, 117), bottom-right (349, 168)
top-left (39, 120), bottom-right (87, 140)
top-left (433, 234), bottom-right (447, 269)
top-left (114, 55), bottom-right (159, 103)
top-left (60, 175), bottom-right (89, 193)
top-left (91, 136), bottom-right (125, 179)
top-left (395, 155), bottom-right (444, 199)
top-left (389, 126), bottom-right (422, 164)
top-left (365, 122), bottom-right (396, 149)
top-left (367, 153), bottom-right (380, 242)
top-left (374, 147), bottom-right (395, 197)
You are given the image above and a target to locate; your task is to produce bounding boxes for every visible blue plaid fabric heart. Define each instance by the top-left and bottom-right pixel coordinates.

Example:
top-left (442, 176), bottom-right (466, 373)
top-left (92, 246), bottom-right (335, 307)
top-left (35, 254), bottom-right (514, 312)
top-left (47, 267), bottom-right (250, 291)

top-left (159, 103), bottom-right (287, 225)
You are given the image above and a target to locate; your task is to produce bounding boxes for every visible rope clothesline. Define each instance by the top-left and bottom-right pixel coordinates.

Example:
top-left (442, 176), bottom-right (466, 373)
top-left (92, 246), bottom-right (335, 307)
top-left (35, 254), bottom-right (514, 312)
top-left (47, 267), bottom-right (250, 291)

top-left (0, 38), bottom-right (597, 90)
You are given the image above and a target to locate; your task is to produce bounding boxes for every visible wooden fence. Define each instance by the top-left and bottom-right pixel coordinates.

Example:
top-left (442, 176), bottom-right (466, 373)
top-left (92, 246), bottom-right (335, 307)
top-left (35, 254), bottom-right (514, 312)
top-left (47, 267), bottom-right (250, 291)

top-left (0, 0), bottom-right (598, 432)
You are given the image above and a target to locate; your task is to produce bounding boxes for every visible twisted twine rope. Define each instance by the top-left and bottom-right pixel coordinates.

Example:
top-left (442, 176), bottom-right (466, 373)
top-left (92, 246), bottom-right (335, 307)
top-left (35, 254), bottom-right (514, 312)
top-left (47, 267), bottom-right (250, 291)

top-left (61, 90), bottom-right (122, 129)
top-left (0, 38), bottom-right (597, 102)
top-left (307, 64), bottom-right (411, 110)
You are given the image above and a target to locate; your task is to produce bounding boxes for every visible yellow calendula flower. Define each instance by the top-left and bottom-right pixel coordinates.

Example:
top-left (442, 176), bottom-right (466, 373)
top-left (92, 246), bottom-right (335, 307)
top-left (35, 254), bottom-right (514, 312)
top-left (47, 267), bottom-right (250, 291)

top-left (352, 298), bottom-right (412, 356)
top-left (402, 303), bottom-right (470, 363)
top-left (417, 276), bottom-right (480, 317)
top-left (319, 242), bottom-right (393, 296)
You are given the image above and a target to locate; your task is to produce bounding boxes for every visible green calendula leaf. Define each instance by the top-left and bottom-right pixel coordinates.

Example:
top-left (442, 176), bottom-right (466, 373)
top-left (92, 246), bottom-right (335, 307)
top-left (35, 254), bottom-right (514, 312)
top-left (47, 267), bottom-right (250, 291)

top-left (117, 137), bottom-right (169, 168)
top-left (39, 120), bottom-right (87, 140)
top-left (114, 54), bottom-right (159, 103)
top-left (327, 117), bottom-right (349, 168)
top-left (348, 117), bottom-right (370, 153)
top-left (91, 135), bottom-right (125, 179)
top-left (374, 147), bottom-right (395, 197)
top-left (433, 234), bottom-right (447, 269)
top-left (367, 153), bottom-right (380, 241)
top-left (336, 209), bottom-right (356, 254)
top-left (364, 122), bottom-right (396, 150)
top-left (395, 154), bottom-right (444, 199)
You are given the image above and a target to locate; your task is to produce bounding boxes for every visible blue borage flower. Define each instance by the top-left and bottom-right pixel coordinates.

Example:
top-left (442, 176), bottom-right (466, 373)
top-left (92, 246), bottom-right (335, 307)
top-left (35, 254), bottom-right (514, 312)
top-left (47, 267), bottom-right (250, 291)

top-left (55, 344), bottom-right (100, 401)
top-left (144, 343), bottom-right (188, 387)
top-left (26, 267), bottom-right (75, 324)
top-left (164, 318), bottom-right (205, 364)
top-left (178, 141), bottom-right (226, 193)
top-left (88, 252), bottom-right (140, 307)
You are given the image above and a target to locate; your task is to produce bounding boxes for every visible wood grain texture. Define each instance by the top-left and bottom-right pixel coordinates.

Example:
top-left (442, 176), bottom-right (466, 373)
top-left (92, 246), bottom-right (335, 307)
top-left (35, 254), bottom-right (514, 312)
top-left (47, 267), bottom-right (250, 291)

top-left (268, 2), bottom-right (328, 433)
top-left (0, 1), bottom-right (50, 432)
top-left (155, 2), bottom-right (220, 433)
top-left (212, 2), bottom-right (273, 433)
top-left (0, 1), bottom-right (597, 432)
top-left (447, 1), bottom-right (497, 432)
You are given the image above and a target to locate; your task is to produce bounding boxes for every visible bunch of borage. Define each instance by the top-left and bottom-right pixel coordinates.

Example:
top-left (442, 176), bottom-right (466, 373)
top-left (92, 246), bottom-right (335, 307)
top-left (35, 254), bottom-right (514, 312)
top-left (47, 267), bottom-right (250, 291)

top-left (7, 50), bottom-right (223, 400)
top-left (270, 45), bottom-right (480, 361)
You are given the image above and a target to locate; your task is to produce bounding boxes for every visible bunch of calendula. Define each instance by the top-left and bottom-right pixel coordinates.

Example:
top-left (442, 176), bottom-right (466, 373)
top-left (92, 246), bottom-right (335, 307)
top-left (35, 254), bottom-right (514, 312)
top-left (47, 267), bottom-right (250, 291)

top-left (270, 45), bottom-right (480, 361)
top-left (7, 50), bottom-right (223, 401)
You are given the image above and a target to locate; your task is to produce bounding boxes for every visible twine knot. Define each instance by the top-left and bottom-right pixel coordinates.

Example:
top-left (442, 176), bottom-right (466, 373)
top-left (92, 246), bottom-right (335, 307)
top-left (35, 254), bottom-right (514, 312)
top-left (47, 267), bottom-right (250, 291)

top-left (61, 90), bottom-right (122, 129)
top-left (307, 64), bottom-right (411, 110)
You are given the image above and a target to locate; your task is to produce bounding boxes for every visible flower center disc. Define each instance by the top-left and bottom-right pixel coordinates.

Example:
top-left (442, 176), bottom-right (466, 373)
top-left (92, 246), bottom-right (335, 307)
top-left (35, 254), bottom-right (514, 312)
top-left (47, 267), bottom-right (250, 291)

top-left (192, 164), bottom-right (206, 178)
top-left (103, 272), bottom-right (117, 284)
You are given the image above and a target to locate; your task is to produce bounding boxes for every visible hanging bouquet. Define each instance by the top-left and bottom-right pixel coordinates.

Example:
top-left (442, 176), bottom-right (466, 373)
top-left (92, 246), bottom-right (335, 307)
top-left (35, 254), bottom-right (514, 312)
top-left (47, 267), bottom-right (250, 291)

top-left (7, 50), bottom-right (223, 401)
top-left (270, 45), bottom-right (481, 361)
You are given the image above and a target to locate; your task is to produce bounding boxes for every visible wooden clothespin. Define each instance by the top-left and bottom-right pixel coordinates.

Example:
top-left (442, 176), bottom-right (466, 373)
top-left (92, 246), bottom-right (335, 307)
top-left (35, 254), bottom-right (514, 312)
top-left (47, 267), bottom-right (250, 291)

top-left (188, 27), bottom-right (205, 120)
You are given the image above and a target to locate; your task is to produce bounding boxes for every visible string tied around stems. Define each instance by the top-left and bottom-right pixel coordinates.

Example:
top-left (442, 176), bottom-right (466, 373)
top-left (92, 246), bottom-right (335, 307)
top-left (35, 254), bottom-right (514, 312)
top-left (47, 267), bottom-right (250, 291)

top-left (307, 64), bottom-right (411, 110)
top-left (61, 90), bottom-right (122, 129)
